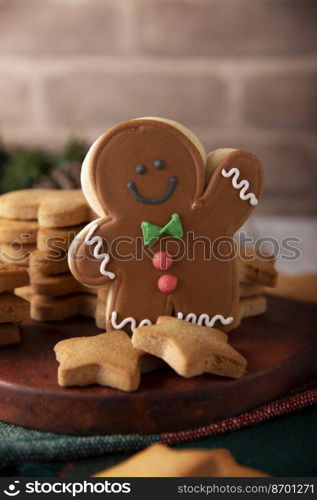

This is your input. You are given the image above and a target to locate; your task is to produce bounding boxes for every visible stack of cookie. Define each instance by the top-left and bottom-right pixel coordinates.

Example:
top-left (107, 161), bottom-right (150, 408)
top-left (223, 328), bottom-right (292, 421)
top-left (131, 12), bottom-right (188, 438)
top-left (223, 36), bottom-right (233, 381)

top-left (0, 264), bottom-right (29, 346)
top-left (0, 190), bottom-right (43, 269)
top-left (26, 191), bottom-right (97, 322)
top-left (238, 245), bottom-right (277, 324)
top-left (0, 188), bottom-right (107, 324)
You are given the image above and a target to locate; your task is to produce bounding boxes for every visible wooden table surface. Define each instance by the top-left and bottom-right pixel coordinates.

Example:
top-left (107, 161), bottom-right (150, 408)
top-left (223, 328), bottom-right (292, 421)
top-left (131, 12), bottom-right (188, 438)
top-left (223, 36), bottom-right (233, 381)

top-left (0, 295), bottom-right (316, 435)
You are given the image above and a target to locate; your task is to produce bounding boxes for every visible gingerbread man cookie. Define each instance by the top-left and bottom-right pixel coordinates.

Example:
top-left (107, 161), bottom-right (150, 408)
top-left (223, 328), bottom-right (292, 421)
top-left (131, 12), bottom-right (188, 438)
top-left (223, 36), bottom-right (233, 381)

top-left (69, 118), bottom-right (263, 332)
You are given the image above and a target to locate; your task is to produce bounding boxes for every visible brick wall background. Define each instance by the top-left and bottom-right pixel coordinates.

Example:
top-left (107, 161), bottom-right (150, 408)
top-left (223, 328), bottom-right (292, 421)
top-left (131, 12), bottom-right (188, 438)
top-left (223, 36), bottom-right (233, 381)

top-left (0, 0), bottom-right (316, 215)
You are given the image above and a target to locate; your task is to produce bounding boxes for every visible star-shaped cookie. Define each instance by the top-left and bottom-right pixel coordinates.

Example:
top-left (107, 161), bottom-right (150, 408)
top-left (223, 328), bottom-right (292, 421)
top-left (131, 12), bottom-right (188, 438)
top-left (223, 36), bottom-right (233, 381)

top-left (132, 316), bottom-right (247, 379)
top-left (54, 331), bottom-right (143, 392)
top-left (94, 443), bottom-right (268, 477)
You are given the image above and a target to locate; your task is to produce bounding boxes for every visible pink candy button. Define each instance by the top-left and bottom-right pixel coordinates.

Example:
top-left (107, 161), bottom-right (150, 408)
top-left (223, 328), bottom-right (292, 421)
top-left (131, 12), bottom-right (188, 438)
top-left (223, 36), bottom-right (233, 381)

top-left (157, 274), bottom-right (178, 293)
top-left (152, 251), bottom-right (173, 271)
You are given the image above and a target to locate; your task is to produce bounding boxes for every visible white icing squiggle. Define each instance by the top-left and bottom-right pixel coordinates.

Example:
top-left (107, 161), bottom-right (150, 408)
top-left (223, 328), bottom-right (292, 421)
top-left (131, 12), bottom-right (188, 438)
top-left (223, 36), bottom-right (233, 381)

top-left (177, 312), bottom-right (233, 328)
top-left (184, 313), bottom-right (197, 323)
top-left (222, 167), bottom-right (258, 206)
top-left (84, 224), bottom-right (115, 280)
top-left (111, 311), bottom-right (232, 331)
top-left (111, 311), bottom-right (152, 331)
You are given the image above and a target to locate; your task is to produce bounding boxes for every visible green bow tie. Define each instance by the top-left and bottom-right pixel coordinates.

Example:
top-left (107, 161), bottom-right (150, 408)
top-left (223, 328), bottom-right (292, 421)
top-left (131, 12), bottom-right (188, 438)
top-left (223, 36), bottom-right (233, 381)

top-left (141, 213), bottom-right (183, 246)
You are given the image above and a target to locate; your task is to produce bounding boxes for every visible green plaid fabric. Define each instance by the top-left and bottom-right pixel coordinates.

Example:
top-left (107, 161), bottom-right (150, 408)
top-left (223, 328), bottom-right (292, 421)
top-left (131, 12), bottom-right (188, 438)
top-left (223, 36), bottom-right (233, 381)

top-left (0, 421), bottom-right (158, 467)
top-left (1, 405), bottom-right (316, 477)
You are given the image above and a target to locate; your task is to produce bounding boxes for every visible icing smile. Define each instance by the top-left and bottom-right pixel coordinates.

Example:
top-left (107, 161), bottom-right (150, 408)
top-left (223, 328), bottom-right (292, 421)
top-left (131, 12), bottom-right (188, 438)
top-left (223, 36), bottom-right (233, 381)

top-left (127, 176), bottom-right (178, 205)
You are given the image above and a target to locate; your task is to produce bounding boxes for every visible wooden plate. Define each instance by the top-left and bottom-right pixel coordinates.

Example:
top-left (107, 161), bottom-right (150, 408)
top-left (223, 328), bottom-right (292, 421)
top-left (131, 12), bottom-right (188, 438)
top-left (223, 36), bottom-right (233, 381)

top-left (0, 296), bottom-right (316, 435)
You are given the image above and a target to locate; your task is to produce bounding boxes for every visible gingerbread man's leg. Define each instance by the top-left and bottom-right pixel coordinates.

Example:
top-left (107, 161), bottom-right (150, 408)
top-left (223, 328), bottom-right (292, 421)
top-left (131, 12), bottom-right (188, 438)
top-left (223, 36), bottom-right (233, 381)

top-left (105, 271), bottom-right (173, 332)
top-left (170, 250), bottom-right (240, 331)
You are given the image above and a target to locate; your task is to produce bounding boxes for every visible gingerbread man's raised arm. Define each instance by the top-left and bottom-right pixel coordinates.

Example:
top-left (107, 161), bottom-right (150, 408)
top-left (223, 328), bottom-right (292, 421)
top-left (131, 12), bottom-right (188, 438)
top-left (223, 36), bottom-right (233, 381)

top-left (194, 149), bottom-right (264, 234)
top-left (68, 217), bottom-right (118, 288)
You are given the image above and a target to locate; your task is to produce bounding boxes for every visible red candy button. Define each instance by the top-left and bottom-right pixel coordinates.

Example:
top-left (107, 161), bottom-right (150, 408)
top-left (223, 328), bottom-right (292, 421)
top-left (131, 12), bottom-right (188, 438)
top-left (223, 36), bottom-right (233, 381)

top-left (152, 251), bottom-right (173, 271)
top-left (157, 274), bottom-right (178, 293)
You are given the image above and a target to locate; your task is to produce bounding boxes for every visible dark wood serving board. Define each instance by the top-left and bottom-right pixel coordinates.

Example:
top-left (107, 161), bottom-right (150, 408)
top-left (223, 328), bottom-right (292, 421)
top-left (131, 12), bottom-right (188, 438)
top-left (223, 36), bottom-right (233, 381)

top-left (0, 295), bottom-right (316, 435)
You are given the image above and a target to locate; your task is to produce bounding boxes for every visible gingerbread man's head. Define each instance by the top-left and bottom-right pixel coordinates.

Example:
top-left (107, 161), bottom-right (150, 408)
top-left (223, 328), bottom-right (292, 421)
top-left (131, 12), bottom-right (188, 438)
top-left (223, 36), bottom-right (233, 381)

top-left (81, 118), bottom-right (207, 224)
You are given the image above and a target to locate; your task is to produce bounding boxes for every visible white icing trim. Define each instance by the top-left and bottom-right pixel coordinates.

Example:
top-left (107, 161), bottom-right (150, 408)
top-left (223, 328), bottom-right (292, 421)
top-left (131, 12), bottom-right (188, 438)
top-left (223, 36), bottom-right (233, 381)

top-left (183, 313), bottom-right (197, 323)
top-left (111, 310), bottom-right (233, 331)
top-left (84, 223), bottom-right (115, 280)
top-left (139, 318), bottom-right (153, 327)
top-left (222, 167), bottom-right (258, 206)
top-left (177, 312), bottom-right (234, 328)
top-left (111, 311), bottom-right (152, 332)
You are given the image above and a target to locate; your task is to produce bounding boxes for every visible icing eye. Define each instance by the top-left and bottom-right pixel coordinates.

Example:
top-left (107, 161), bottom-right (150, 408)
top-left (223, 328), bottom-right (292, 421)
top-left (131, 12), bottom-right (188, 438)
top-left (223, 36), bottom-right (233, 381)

top-left (135, 164), bottom-right (147, 175)
top-left (154, 159), bottom-right (165, 170)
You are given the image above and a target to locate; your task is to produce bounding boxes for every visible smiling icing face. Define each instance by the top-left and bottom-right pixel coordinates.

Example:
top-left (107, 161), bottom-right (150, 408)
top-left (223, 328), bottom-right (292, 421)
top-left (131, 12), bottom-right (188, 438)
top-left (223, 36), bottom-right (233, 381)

top-left (85, 119), bottom-right (206, 222)
top-left (127, 158), bottom-right (179, 205)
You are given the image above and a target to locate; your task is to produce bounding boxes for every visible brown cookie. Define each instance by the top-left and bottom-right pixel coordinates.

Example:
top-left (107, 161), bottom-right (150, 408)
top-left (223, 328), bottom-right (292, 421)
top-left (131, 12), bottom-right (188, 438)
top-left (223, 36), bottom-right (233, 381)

top-left (238, 248), bottom-right (277, 287)
top-left (94, 286), bottom-right (110, 329)
top-left (37, 224), bottom-right (85, 252)
top-left (54, 331), bottom-right (142, 391)
top-left (1, 242), bottom-right (36, 267)
top-left (0, 263), bottom-right (29, 293)
top-left (0, 323), bottom-right (21, 347)
top-left (29, 249), bottom-right (69, 276)
top-left (95, 297), bottom-right (107, 329)
top-left (37, 190), bottom-right (94, 228)
top-left (238, 295), bottom-right (267, 324)
top-left (239, 244), bottom-right (275, 262)
top-left (80, 294), bottom-right (97, 318)
top-left (97, 286), bottom-right (109, 302)
top-left (69, 118), bottom-right (264, 332)
top-left (0, 189), bottom-right (52, 220)
top-left (81, 285), bottom-right (97, 295)
top-left (132, 316), bottom-right (247, 379)
top-left (0, 219), bottom-right (38, 244)
top-left (0, 292), bottom-right (29, 323)
top-left (0, 188), bottom-right (94, 227)
top-left (94, 444), bottom-right (268, 477)
top-left (31, 293), bottom-right (96, 321)
top-left (94, 289), bottom-right (166, 377)
top-left (14, 285), bottom-right (33, 302)
top-left (1, 253), bottom-right (28, 268)
top-left (239, 282), bottom-right (263, 298)
top-left (29, 270), bottom-right (98, 297)
top-left (30, 272), bottom-right (82, 296)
